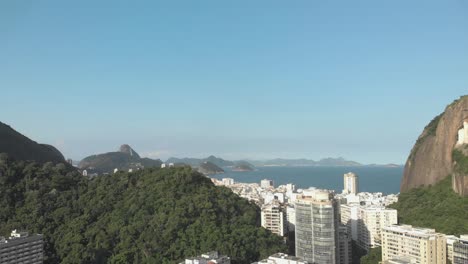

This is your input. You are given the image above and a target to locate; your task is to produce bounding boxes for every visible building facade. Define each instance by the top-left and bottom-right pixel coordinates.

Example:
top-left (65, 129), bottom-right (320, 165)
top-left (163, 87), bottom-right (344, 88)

top-left (295, 188), bottom-right (339, 264)
top-left (445, 235), bottom-right (459, 263)
top-left (381, 225), bottom-right (446, 264)
top-left (286, 205), bottom-right (296, 232)
top-left (0, 230), bottom-right (43, 264)
top-left (357, 206), bottom-right (398, 251)
top-left (343, 172), bottom-right (358, 195)
top-left (453, 235), bottom-right (468, 264)
top-left (338, 226), bottom-right (352, 264)
top-left (261, 199), bottom-right (288, 237)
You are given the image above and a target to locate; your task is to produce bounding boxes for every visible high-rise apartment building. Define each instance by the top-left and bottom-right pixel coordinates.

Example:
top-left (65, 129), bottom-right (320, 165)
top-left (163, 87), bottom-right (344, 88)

top-left (453, 235), bottom-right (468, 264)
top-left (295, 188), bottom-right (339, 264)
top-left (261, 199), bottom-right (288, 237)
top-left (343, 173), bottom-right (358, 195)
top-left (381, 225), bottom-right (446, 264)
top-left (0, 230), bottom-right (43, 264)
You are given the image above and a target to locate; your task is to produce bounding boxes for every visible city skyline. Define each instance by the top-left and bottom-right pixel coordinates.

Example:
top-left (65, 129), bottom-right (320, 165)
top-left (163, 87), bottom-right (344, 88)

top-left (1, 1), bottom-right (468, 164)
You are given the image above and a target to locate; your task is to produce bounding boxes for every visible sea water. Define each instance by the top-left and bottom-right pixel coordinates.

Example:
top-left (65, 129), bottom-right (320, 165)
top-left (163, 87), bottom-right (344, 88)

top-left (212, 166), bottom-right (403, 194)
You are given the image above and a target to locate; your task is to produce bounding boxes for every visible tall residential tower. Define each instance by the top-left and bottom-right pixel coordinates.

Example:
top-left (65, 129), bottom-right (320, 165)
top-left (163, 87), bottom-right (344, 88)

top-left (343, 172), bottom-right (358, 195)
top-left (295, 188), bottom-right (340, 264)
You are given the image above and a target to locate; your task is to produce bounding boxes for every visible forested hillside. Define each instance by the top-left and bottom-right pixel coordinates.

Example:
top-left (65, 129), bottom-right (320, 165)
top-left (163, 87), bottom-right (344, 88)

top-left (390, 175), bottom-right (468, 236)
top-left (0, 154), bottom-right (286, 264)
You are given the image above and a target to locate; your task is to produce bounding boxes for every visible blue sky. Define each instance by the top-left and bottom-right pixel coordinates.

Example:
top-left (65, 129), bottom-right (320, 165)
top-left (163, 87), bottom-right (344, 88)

top-left (1, 1), bottom-right (467, 163)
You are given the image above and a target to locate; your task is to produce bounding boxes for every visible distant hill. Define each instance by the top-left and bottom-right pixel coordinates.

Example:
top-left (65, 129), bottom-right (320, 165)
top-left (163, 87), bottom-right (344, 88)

top-left (197, 161), bottom-right (225, 175)
top-left (0, 121), bottom-right (65, 163)
top-left (248, 157), bottom-right (362, 167)
top-left (166, 155), bottom-right (234, 168)
top-left (79, 144), bottom-right (162, 173)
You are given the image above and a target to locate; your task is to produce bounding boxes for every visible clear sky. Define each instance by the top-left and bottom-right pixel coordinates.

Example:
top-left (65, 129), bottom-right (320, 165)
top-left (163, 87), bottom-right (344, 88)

top-left (1, 1), bottom-right (467, 164)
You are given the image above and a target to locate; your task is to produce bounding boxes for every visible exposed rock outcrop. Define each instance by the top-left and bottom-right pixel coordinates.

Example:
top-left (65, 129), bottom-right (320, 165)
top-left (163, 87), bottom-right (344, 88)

top-left (401, 95), bottom-right (468, 195)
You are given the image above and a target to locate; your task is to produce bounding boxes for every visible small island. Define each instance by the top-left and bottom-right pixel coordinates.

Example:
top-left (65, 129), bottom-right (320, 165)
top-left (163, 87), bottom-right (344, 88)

top-left (232, 161), bottom-right (255, 172)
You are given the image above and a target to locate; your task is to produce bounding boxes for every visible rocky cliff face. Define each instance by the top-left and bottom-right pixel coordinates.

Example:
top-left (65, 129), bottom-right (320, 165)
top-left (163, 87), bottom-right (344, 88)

top-left (401, 96), bottom-right (468, 195)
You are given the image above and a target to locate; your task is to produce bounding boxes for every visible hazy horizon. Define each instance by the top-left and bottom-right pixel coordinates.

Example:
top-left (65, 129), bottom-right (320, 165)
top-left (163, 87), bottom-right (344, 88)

top-left (2, 1), bottom-right (467, 164)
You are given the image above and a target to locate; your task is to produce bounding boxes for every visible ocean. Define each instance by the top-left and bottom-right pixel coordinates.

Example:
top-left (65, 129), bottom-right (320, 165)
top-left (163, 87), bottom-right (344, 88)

top-left (211, 166), bottom-right (403, 194)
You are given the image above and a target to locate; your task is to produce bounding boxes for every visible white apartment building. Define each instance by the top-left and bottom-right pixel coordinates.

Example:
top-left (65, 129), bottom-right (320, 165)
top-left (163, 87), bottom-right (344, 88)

top-left (446, 235), bottom-right (459, 263)
top-left (340, 204), bottom-right (359, 241)
top-left (357, 206), bottom-right (398, 251)
top-left (340, 205), bottom-right (397, 251)
top-left (286, 205), bottom-right (296, 231)
top-left (261, 199), bottom-right (287, 237)
top-left (343, 172), bottom-right (358, 195)
top-left (261, 179), bottom-right (274, 189)
top-left (222, 178), bottom-right (235, 186)
top-left (381, 225), bottom-right (446, 264)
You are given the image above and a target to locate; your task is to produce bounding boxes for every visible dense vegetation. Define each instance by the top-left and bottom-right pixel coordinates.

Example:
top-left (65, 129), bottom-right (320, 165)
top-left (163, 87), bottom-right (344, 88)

top-left (0, 154), bottom-right (286, 264)
top-left (0, 122), bottom-right (65, 163)
top-left (389, 176), bottom-right (468, 236)
top-left (360, 247), bottom-right (381, 264)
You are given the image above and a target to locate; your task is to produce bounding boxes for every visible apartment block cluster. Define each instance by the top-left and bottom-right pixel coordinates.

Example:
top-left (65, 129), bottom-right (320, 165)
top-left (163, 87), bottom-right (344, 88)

top-left (0, 230), bottom-right (43, 264)
top-left (212, 172), bottom-right (468, 264)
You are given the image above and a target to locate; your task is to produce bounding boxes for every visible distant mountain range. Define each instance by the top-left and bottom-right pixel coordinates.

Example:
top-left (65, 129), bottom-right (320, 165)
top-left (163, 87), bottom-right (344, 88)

top-left (165, 156), bottom-right (400, 168)
top-left (242, 157), bottom-right (362, 167)
top-left (0, 121), bottom-right (65, 163)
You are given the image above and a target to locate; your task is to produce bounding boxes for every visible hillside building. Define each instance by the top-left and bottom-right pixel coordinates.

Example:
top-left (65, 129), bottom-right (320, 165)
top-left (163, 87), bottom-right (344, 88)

top-left (0, 230), bottom-right (43, 264)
